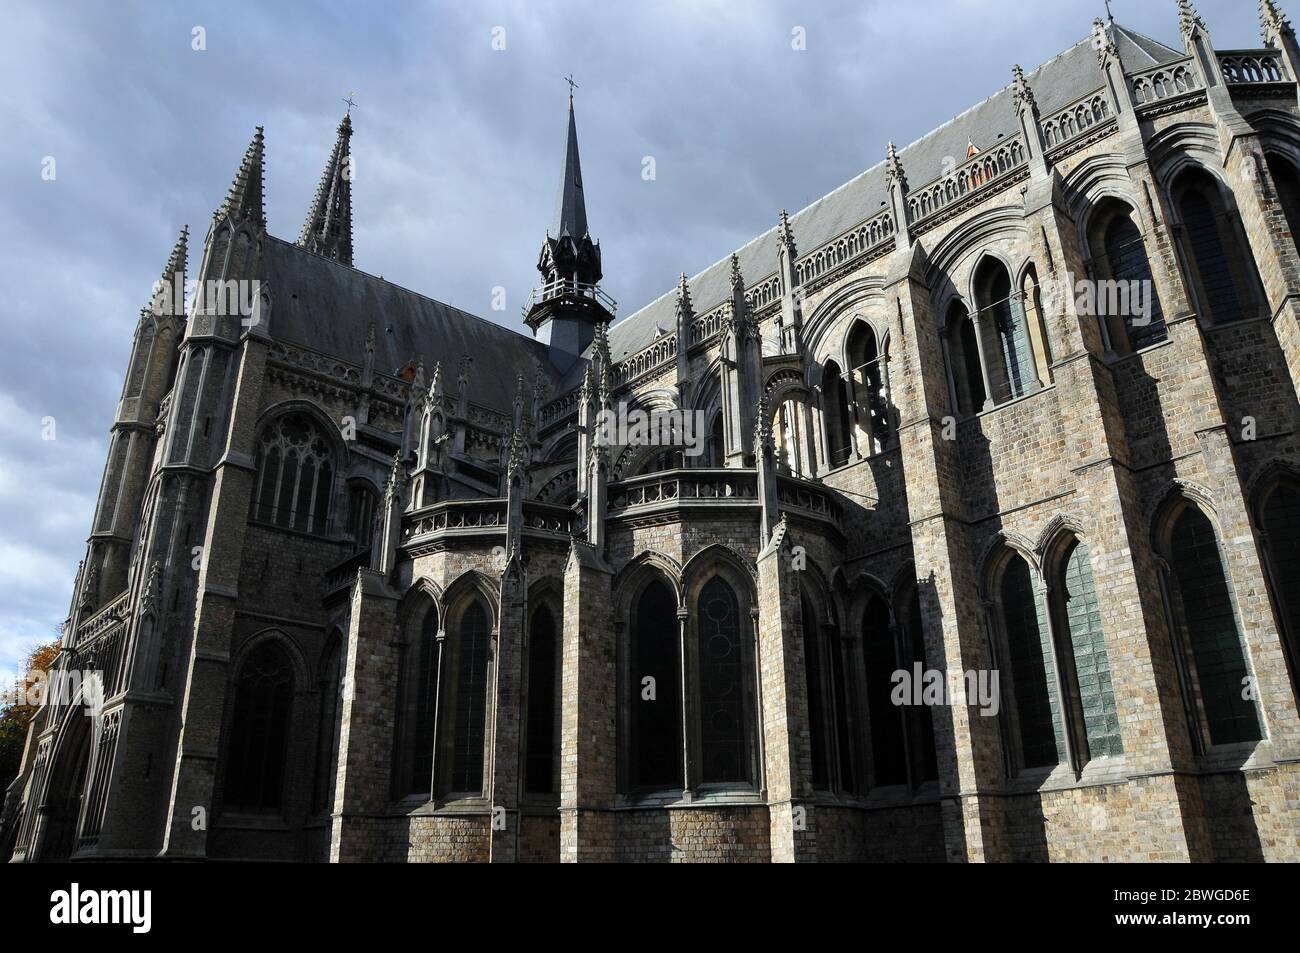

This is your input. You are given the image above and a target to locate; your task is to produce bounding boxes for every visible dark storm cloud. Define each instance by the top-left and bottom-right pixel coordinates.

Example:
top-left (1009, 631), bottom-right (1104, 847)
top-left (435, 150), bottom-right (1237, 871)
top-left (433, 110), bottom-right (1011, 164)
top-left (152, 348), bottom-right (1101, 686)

top-left (0, 0), bottom-right (1258, 674)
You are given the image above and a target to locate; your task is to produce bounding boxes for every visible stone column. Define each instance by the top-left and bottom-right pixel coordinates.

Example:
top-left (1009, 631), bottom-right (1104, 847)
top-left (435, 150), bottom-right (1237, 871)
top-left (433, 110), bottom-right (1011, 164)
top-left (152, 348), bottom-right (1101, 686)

top-left (886, 243), bottom-right (1009, 862)
top-left (489, 559), bottom-right (527, 862)
top-left (158, 326), bottom-right (269, 858)
top-left (559, 541), bottom-right (616, 861)
top-left (755, 521), bottom-right (817, 862)
top-left (330, 569), bottom-right (401, 862)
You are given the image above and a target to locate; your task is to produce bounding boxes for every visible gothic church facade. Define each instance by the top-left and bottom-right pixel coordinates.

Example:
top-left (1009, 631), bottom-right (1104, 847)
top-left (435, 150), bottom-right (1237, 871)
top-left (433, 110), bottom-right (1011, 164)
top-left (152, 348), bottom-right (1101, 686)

top-left (6, 1), bottom-right (1300, 863)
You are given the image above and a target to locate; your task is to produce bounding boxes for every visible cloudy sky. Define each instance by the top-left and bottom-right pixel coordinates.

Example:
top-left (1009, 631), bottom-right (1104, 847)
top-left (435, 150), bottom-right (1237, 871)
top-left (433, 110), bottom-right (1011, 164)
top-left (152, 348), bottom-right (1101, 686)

top-left (0, 0), bottom-right (1260, 678)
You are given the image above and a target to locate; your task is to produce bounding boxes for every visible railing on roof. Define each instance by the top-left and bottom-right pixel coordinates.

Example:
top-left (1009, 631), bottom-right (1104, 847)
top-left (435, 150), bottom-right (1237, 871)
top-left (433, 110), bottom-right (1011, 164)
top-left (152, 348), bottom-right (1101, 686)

top-left (689, 303), bottom-right (728, 349)
top-left (1218, 49), bottom-right (1289, 85)
top-left (608, 468), bottom-right (758, 515)
top-left (403, 499), bottom-right (506, 546)
top-left (745, 273), bottom-right (783, 312)
top-left (613, 331), bottom-right (678, 387)
top-left (794, 208), bottom-right (895, 288)
top-left (522, 278), bottom-right (618, 317)
top-left (907, 133), bottom-right (1028, 224)
top-left (1130, 57), bottom-right (1201, 105)
top-left (1041, 89), bottom-right (1112, 150)
top-left (539, 389), bottom-right (581, 427)
top-left (776, 474), bottom-right (840, 524)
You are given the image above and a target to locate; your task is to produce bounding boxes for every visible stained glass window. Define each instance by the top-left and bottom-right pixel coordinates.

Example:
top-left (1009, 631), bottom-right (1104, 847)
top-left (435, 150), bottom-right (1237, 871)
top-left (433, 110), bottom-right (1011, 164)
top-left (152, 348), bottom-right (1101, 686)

top-left (525, 605), bottom-right (559, 794)
top-left (1169, 507), bottom-right (1261, 745)
top-left (1001, 557), bottom-right (1064, 769)
top-left (1059, 542), bottom-right (1122, 759)
top-left (224, 640), bottom-right (293, 811)
top-left (697, 577), bottom-right (749, 784)
top-left (632, 580), bottom-right (681, 789)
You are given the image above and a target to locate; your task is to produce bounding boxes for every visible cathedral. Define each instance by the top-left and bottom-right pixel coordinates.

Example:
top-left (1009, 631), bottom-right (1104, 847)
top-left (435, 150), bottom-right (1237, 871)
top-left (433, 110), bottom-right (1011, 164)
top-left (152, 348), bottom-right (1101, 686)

top-left (7, 0), bottom-right (1300, 863)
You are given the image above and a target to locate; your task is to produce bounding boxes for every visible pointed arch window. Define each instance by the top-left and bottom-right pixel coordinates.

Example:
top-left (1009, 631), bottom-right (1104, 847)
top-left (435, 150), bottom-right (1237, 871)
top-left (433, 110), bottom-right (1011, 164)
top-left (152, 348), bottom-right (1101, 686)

top-left (1161, 503), bottom-right (1262, 746)
top-left (525, 604), bottom-right (560, 795)
top-left (346, 482), bottom-right (377, 553)
top-left (945, 302), bottom-right (987, 416)
top-left (696, 577), bottom-right (751, 784)
top-left (898, 581), bottom-right (939, 784)
top-left (707, 413), bottom-right (725, 468)
top-left (312, 634), bottom-right (344, 813)
top-left (975, 258), bottom-right (1036, 403)
top-left (801, 594), bottom-right (831, 789)
top-left (996, 555), bottom-right (1064, 770)
top-left (630, 579), bottom-right (682, 790)
top-left (862, 594), bottom-right (906, 787)
top-left (1088, 202), bottom-right (1167, 352)
top-left (772, 395), bottom-right (816, 477)
top-left (437, 599), bottom-right (491, 796)
top-left (797, 592), bottom-right (855, 793)
top-left (821, 361), bottom-right (852, 468)
top-left (1267, 154), bottom-right (1300, 252)
top-left (406, 602), bottom-right (441, 796)
top-left (224, 640), bottom-right (294, 812)
top-left (1258, 480), bottom-right (1300, 699)
top-left (1053, 541), bottom-right (1122, 760)
top-left (847, 323), bottom-right (892, 455)
top-left (251, 413), bottom-right (334, 534)
top-left (1174, 170), bottom-right (1266, 326)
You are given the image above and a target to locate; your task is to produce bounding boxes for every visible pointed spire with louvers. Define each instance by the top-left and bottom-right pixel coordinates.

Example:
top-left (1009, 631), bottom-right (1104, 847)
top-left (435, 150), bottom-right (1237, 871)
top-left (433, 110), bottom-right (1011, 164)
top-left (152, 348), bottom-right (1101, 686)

top-left (216, 127), bottom-right (266, 227)
top-left (298, 112), bottom-right (353, 265)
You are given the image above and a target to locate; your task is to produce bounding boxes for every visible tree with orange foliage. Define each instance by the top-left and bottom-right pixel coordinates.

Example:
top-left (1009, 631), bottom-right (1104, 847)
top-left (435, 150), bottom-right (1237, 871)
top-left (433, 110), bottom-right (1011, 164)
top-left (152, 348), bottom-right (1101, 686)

top-left (0, 640), bottom-right (62, 793)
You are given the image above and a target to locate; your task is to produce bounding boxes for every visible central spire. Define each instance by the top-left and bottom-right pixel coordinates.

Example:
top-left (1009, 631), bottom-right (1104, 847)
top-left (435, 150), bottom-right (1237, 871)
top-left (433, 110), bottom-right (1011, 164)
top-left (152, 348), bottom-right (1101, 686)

top-left (525, 88), bottom-right (613, 372)
top-left (554, 94), bottom-right (589, 240)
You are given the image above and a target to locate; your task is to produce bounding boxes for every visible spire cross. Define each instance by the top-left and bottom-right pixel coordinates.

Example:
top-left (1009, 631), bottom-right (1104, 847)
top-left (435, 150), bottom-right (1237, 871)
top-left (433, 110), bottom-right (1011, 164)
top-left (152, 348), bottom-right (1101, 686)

top-left (563, 73), bottom-right (579, 101)
top-left (342, 92), bottom-right (357, 114)
top-left (1104, 0), bottom-right (1114, 24)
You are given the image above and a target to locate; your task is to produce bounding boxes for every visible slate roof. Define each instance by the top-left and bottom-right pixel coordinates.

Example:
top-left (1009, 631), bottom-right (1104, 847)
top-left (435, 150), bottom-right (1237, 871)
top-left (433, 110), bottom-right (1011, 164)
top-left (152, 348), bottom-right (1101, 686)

top-left (605, 23), bottom-right (1183, 362)
top-left (259, 23), bottom-right (1183, 414)
top-left (263, 236), bottom-right (561, 407)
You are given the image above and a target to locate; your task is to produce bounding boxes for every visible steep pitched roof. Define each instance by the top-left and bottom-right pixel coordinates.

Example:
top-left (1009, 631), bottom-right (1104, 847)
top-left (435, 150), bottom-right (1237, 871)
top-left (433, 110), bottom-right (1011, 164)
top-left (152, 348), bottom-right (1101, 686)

top-left (263, 237), bottom-right (560, 407)
top-left (606, 22), bottom-right (1176, 363)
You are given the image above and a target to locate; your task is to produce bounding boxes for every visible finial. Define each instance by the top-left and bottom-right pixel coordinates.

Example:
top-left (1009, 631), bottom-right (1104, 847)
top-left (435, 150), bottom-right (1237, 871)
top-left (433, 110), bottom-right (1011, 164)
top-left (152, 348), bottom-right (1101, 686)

top-left (886, 141), bottom-right (908, 192)
top-left (1262, 0), bottom-right (1295, 42)
top-left (1012, 64), bottom-right (1037, 113)
top-left (676, 272), bottom-right (694, 317)
top-left (753, 391), bottom-right (774, 453)
top-left (563, 73), bottom-right (578, 103)
top-left (730, 254), bottom-right (744, 294)
top-left (777, 208), bottom-right (797, 256)
top-left (343, 91), bottom-right (357, 115)
top-left (1178, 0), bottom-right (1206, 39)
top-left (216, 126), bottom-right (266, 227)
